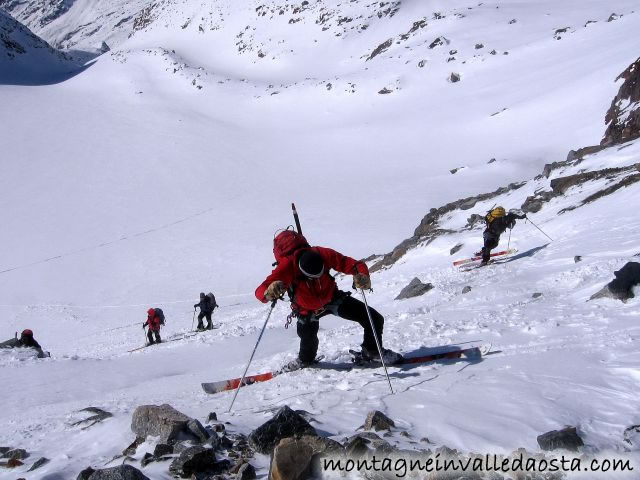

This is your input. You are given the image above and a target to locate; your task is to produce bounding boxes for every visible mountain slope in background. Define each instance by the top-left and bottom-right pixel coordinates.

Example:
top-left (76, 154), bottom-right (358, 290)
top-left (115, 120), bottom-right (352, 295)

top-left (0, 9), bottom-right (78, 84)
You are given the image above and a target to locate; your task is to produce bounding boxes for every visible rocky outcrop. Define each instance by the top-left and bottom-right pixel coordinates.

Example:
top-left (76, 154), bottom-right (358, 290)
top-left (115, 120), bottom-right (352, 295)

top-left (248, 406), bottom-right (316, 454)
top-left (395, 277), bottom-right (433, 300)
top-left (603, 57), bottom-right (640, 146)
top-left (131, 404), bottom-right (209, 445)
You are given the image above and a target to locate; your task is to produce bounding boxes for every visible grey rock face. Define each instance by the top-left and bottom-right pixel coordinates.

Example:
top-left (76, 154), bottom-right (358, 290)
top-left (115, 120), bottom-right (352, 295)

top-left (87, 465), bottom-right (150, 480)
top-left (77, 467), bottom-right (96, 480)
top-left (395, 277), bottom-right (434, 300)
top-left (131, 404), bottom-right (206, 444)
top-left (248, 405), bottom-right (316, 454)
top-left (537, 427), bottom-right (584, 451)
top-left (270, 436), bottom-right (341, 480)
top-left (363, 411), bottom-right (395, 431)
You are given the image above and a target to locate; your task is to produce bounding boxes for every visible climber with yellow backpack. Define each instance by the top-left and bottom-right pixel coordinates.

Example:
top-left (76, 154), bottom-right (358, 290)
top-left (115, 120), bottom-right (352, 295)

top-left (479, 206), bottom-right (526, 264)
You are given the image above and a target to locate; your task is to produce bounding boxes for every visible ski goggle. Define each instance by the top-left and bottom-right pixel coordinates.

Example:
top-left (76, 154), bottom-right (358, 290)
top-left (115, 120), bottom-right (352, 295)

top-left (299, 261), bottom-right (324, 279)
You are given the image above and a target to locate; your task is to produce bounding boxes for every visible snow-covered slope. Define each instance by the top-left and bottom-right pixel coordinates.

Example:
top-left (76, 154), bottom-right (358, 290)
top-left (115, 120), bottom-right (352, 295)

top-left (1, 0), bottom-right (640, 477)
top-left (0, 9), bottom-right (77, 84)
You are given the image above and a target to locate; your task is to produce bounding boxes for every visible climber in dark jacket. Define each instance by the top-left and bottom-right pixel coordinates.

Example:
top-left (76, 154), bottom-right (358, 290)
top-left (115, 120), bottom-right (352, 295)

top-left (194, 292), bottom-right (218, 330)
top-left (481, 206), bottom-right (526, 264)
top-left (0, 329), bottom-right (48, 358)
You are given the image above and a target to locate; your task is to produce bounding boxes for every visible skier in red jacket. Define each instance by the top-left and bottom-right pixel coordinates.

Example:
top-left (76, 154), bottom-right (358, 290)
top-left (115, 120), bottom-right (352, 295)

top-left (256, 246), bottom-right (401, 370)
top-left (144, 308), bottom-right (163, 344)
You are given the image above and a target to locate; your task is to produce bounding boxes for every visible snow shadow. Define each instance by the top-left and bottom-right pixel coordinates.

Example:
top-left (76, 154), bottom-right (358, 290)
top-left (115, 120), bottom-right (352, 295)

top-left (0, 59), bottom-right (96, 86)
top-left (503, 243), bottom-right (550, 262)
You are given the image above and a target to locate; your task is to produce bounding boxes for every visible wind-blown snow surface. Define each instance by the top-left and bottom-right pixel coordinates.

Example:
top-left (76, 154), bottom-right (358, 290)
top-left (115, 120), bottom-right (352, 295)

top-left (0, 0), bottom-right (639, 477)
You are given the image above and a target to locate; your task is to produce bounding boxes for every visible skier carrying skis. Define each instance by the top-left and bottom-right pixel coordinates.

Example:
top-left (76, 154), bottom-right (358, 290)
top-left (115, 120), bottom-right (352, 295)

top-left (480, 206), bottom-right (526, 264)
top-left (144, 308), bottom-right (163, 344)
top-left (255, 232), bottom-right (401, 370)
top-left (194, 292), bottom-right (218, 330)
top-left (0, 329), bottom-right (48, 358)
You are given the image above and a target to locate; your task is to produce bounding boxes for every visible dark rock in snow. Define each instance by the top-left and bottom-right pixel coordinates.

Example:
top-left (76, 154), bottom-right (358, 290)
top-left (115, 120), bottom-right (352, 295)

top-left (140, 453), bottom-right (155, 467)
top-left (87, 465), bottom-right (150, 480)
top-left (623, 425), bottom-right (640, 448)
top-left (449, 72), bottom-right (461, 83)
top-left (474, 43), bottom-right (484, 49)
top-left (248, 405), bottom-right (316, 454)
top-left (590, 262), bottom-right (640, 302)
top-left (153, 443), bottom-right (174, 457)
top-left (169, 446), bottom-right (221, 477)
top-left (367, 38), bottom-right (393, 61)
top-left (0, 447), bottom-right (9, 455)
top-left (532, 292), bottom-right (543, 298)
top-left (27, 457), bottom-right (49, 471)
top-left (574, 256), bottom-right (583, 263)
top-left (450, 243), bottom-right (464, 255)
top-left (2, 448), bottom-right (28, 460)
top-left (608, 13), bottom-right (619, 22)
top-left (77, 467), bottom-right (96, 480)
top-left (395, 278), bottom-right (434, 300)
top-left (537, 427), bottom-right (584, 451)
top-left (378, 87), bottom-right (393, 94)
top-left (345, 432), bottom-right (392, 453)
top-left (462, 286), bottom-right (472, 294)
top-left (363, 411), bottom-right (395, 431)
top-left (236, 462), bottom-right (256, 479)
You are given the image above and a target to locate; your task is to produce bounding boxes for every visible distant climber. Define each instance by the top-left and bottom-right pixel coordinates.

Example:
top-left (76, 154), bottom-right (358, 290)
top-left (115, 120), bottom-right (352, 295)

top-left (256, 229), bottom-right (402, 370)
top-left (479, 206), bottom-right (526, 264)
top-left (0, 329), bottom-right (49, 358)
top-left (194, 292), bottom-right (218, 330)
top-left (144, 308), bottom-right (164, 344)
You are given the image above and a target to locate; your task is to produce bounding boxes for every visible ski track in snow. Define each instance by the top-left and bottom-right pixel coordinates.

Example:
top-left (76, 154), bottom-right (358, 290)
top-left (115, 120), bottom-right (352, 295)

top-left (1, 0), bottom-right (640, 478)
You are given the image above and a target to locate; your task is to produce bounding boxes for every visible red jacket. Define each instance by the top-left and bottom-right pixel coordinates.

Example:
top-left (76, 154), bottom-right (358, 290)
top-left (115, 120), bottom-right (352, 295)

top-left (255, 246), bottom-right (369, 314)
top-left (146, 313), bottom-right (162, 331)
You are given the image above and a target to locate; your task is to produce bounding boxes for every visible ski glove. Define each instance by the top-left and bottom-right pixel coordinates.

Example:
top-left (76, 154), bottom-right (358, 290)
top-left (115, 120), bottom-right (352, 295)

top-left (353, 273), bottom-right (371, 290)
top-left (264, 281), bottom-right (287, 301)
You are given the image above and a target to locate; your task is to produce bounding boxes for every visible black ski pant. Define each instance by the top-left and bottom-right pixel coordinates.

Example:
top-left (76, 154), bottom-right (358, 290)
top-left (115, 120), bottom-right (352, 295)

top-left (147, 329), bottom-right (161, 344)
top-left (197, 311), bottom-right (213, 329)
top-left (481, 231), bottom-right (500, 263)
top-left (296, 292), bottom-right (384, 363)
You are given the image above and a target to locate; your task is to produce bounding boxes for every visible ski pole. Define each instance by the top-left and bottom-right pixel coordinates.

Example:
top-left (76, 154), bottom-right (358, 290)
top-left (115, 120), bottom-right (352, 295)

top-left (507, 228), bottom-right (512, 249)
top-left (526, 216), bottom-right (554, 242)
top-left (228, 299), bottom-right (278, 413)
top-left (292, 203), bottom-right (303, 235)
top-left (191, 307), bottom-right (196, 331)
top-left (359, 289), bottom-right (394, 395)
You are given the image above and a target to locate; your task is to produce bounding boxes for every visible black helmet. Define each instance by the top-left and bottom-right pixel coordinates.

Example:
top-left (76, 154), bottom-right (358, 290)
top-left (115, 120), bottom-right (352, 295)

top-left (298, 250), bottom-right (324, 278)
top-left (200, 292), bottom-right (205, 298)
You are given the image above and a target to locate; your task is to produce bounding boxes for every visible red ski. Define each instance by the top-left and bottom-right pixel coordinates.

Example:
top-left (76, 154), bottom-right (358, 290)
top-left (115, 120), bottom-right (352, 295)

top-left (201, 344), bottom-right (490, 394)
top-left (452, 248), bottom-right (517, 266)
top-left (202, 372), bottom-right (275, 394)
